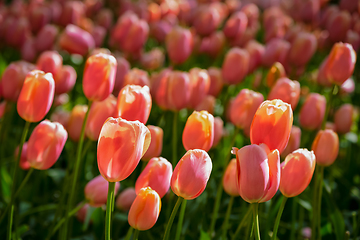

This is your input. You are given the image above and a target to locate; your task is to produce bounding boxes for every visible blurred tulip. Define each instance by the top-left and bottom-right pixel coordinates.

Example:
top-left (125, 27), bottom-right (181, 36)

top-left (345, 30), bottom-right (360, 51)
top-left (223, 11), bottom-right (248, 39)
top-left (36, 51), bottom-right (63, 81)
top-left (245, 40), bottom-right (265, 73)
top-left (262, 38), bottom-right (290, 68)
top-left (266, 62), bottom-right (286, 87)
top-left (334, 104), bottom-right (354, 134)
top-left (207, 67), bottom-right (224, 97)
top-left (327, 11), bottom-right (351, 43)
top-left (116, 187), bottom-right (137, 211)
top-left (58, 1), bottom-right (85, 27)
top-left (316, 57), bottom-right (332, 87)
top-left (27, 120), bottom-right (67, 170)
top-left (280, 149), bottom-right (316, 198)
top-left (16, 142), bottom-right (30, 170)
top-left (281, 126), bottom-right (301, 158)
top-left (83, 53), bottom-right (117, 102)
top-left (143, 126), bottom-right (163, 160)
top-left (150, 19), bottom-right (174, 43)
top-left (223, 159), bottom-right (239, 196)
top-left (267, 78), bottom-right (300, 110)
top-left (222, 47), bottom-right (249, 85)
top-left (171, 149), bottom-right (212, 200)
top-left (312, 129), bottom-right (339, 166)
top-left (166, 26), bottom-right (193, 65)
top-left (55, 65), bottom-right (77, 94)
top-left (141, 48), bottom-right (165, 70)
top-left (59, 24), bottom-right (95, 56)
top-left (325, 122), bottom-right (336, 131)
top-left (193, 4), bottom-right (222, 36)
top-left (288, 32), bottom-right (317, 67)
top-left (21, 37), bottom-right (37, 62)
top-left (128, 187), bottom-right (161, 230)
top-left (250, 100), bottom-right (293, 153)
top-left (233, 144), bottom-right (280, 203)
top-left (85, 175), bottom-right (120, 207)
top-left (96, 9), bottom-right (113, 30)
top-left (123, 68), bottom-right (150, 87)
top-left (212, 117), bottom-right (224, 148)
top-left (113, 56), bottom-right (130, 96)
top-left (35, 24), bottom-right (58, 52)
top-left (28, 5), bottom-right (51, 33)
top-left (67, 105), bottom-right (88, 142)
top-left (17, 70), bottom-right (55, 122)
top-left (76, 203), bottom-right (90, 223)
top-left (195, 95), bottom-right (216, 114)
top-left (51, 108), bottom-right (71, 129)
top-left (198, 31), bottom-right (226, 57)
top-left (188, 68), bottom-right (210, 109)
top-left (299, 93), bottom-right (326, 130)
top-left (97, 117), bottom-right (151, 182)
top-left (182, 111), bottom-right (214, 152)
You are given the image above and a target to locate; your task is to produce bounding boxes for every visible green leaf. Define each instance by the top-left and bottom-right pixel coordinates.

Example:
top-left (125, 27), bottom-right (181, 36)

top-left (200, 230), bottom-right (211, 240)
top-left (323, 189), bottom-right (345, 240)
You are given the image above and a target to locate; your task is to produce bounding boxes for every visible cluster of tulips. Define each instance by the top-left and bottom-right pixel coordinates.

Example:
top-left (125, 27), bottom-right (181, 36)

top-left (0, 0), bottom-right (359, 239)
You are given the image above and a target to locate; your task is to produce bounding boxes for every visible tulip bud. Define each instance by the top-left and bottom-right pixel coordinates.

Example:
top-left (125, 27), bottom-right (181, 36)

top-left (198, 31), bottom-right (226, 57)
top-left (171, 149), bottom-right (212, 200)
top-left (113, 56), bottom-right (130, 96)
top-left (143, 126), bottom-right (163, 160)
top-left (36, 51), bottom-right (63, 81)
top-left (207, 67), bottom-right (224, 97)
top-left (234, 144), bottom-right (280, 203)
top-left (326, 11), bottom-right (351, 43)
top-left (76, 203), bottom-right (91, 223)
top-left (195, 95), bottom-right (216, 114)
top-left (311, 129), bottom-right (339, 166)
top-left (262, 38), bottom-right (291, 68)
top-left (334, 103), bottom-right (354, 134)
top-left (212, 117), bottom-right (224, 148)
top-left (166, 26), bottom-right (193, 65)
top-left (35, 24), bottom-right (58, 52)
top-left (128, 187), bottom-right (161, 230)
top-left (281, 126), bottom-right (301, 158)
top-left (299, 93), bottom-right (326, 130)
top-left (280, 149), bottom-right (316, 198)
top-left (17, 70), bottom-right (55, 123)
top-left (193, 4), bottom-right (222, 36)
top-left (223, 159), bottom-right (239, 196)
top-left (223, 11), bottom-right (248, 39)
top-left (245, 40), bottom-right (265, 73)
top-left (250, 100), bottom-right (293, 153)
top-left (140, 48), bottom-right (165, 70)
top-left (222, 47), bottom-right (249, 85)
top-left (51, 108), bottom-right (70, 129)
top-left (55, 65), bottom-right (77, 94)
top-left (84, 175), bottom-right (120, 207)
top-left (188, 68), bottom-right (210, 109)
top-left (288, 32), bottom-right (317, 67)
top-left (27, 120), bottom-right (68, 170)
top-left (67, 105), bottom-right (88, 142)
top-left (266, 62), bottom-right (286, 88)
top-left (96, 9), bottom-right (113, 30)
top-left (21, 37), bottom-right (37, 62)
top-left (59, 24), bottom-right (95, 56)
top-left (58, 1), bottom-right (85, 26)
top-left (267, 78), bottom-right (301, 110)
top-left (97, 117), bottom-right (151, 182)
top-left (15, 142), bottom-right (30, 170)
top-left (116, 187), bottom-right (137, 211)
top-left (123, 68), bottom-right (150, 87)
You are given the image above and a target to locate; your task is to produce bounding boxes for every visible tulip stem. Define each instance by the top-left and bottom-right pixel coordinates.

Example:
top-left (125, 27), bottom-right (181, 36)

top-left (232, 206), bottom-right (252, 240)
top-left (133, 229), bottom-right (139, 240)
top-left (317, 166), bottom-right (324, 240)
top-left (311, 166), bottom-right (320, 240)
top-left (175, 199), bottom-right (187, 240)
top-left (221, 196), bottom-right (234, 240)
top-left (63, 100), bottom-right (92, 239)
top-left (105, 181), bottom-right (116, 240)
top-left (252, 203), bottom-right (261, 240)
top-left (272, 196), bottom-right (288, 240)
top-left (172, 111), bottom-right (178, 165)
top-left (163, 196), bottom-right (183, 240)
top-left (6, 120), bottom-right (30, 240)
top-left (124, 227), bottom-right (134, 240)
top-left (321, 84), bottom-right (338, 130)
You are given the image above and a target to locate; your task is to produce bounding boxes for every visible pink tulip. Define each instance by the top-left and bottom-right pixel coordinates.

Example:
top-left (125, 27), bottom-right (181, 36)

top-left (212, 117), bottom-right (224, 148)
top-left (36, 51), bottom-right (63, 81)
top-left (116, 187), bottom-right (137, 211)
top-left (223, 159), bottom-right (239, 196)
top-left (50, 108), bottom-right (70, 130)
top-left (59, 24), bottom-right (95, 56)
top-left (67, 105), bottom-right (88, 142)
top-left (287, 32), bottom-right (317, 67)
top-left (193, 4), bottom-right (222, 36)
top-left (188, 68), bottom-right (210, 109)
top-left (195, 95), bottom-right (216, 114)
top-left (312, 129), bottom-right (339, 166)
top-left (245, 40), bottom-right (265, 73)
top-left (326, 11), bottom-right (351, 43)
top-left (334, 104), bottom-right (354, 134)
top-left (143, 126), bottom-right (163, 160)
top-left (207, 67), bottom-right (224, 97)
top-left (222, 47), bottom-right (249, 85)
top-left (113, 56), bottom-right (130, 96)
top-left (55, 65), bottom-right (77, 94)
top-left (299, 93), bottom-right (326, 130)
top-left (84, 175), bottom-right (120, 207)
top-left (262, 38), bottom-right (290, 68)
top-left (21, 37), bottom-right (37, 62)
top-left (267, 78), bottom-right (301, 110)
top-left (166, 26), bottom-right (193, 65)
top-left (35, 24), bottom-right (58, 52)
top-left (140, 48), bottom-right (165, 70)
top-left (223, 11), bottom-right (248, 39)
top-left (198, 31), bottom-right (226, 57)
top-left (123, 68), bottom-right (150, 87)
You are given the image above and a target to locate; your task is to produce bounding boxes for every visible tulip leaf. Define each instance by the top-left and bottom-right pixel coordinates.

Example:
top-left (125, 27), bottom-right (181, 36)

top-left (0, 167), bottom-right (11, 203)
top-left (323, 188), bottom-right (345, 240)
top-left (200, 230), bottom-right (211, 240)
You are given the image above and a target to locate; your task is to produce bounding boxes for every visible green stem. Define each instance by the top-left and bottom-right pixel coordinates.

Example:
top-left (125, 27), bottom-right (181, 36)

top-left (290, 198), bottom-right (297, 240)
top-left (172, 111), bottom-right (178, 166)
top-left (353, 212), bottom-right (357, 239)
top-left (175, 199), bottom-right (187, 240)
top-left (163, 196), bottom-right (183, 240)
top-left (253, 203), bottom-right (261, 240)
top-left (124, 227), bottom-right (134, 240)
top-left (272, 196), bottom-right (288, 240)
top-left (133, 229), bottom-right (139, 240)
top-left (311, 166), bottom-right (319, 240)
top-left (62, 100), bottom-right (92, 239)
top-left (105, 181), bottom-right (116, 240)
top-left (317, 166), bottom-right (324, 240)
top-left (232, 206), bottom-right (252, 240)
top-left (321, 85), bottom-right (337, 130)
top-left (6, 120), bottom-right (30, 240)
top-left (222, 196), bottom-right (234, 240)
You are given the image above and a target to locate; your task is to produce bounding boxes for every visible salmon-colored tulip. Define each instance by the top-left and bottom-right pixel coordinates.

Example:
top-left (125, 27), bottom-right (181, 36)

top-left (171, 149), bottom-right (212, 200)
top-left (280, 149), bottom-right (316, 198)
top-left (312, 129), bottom-right (339, 166)
top-left (281, 126), bottom-right (301, 158)
top-left (116, 187), bottom-right (137, 211)
top-left (250, 100), bottom-right (293, 153)
top-left (123, 68), bottom-right (150, 87)
top-left (198, 31), bottom-right (226, 57)
top-left (245, 40), bottom-right (265, 73)
top-left (76, 203), bottom-right (91, 223)
top-left (222, 47), bottom-right (249, 85)
top-left (299, 93), bottom-right (326, 130)
top-left (334, 103), bottom-right (354, 134)
top-left (35, 24), bottom-right (58, 52)
top-left (287, 32), bottom-right (317, 67)
top-left (15, 142), bottom-right (30, 170)
top-left (97, 117), bottom-right (151, 182)
top-left (17, 70), bottom-right (55, 122)
top-left (50, 108), bottom-right (70, 129)
top-left (67, 105), bottom-right (88, 142)
top-left (27, 120), bottom-right (68, 170)
top-left (266, 62), bottom-right (286, 88)
top-left (83, 53), bottom-right (117, 102)
top-left (86, 95), bottom-right (117, 141)
top-left (223, 159), bottom-right (239, 196)
top-left (223, 11), bottom-right (248, 39)
top-left (212, 117), bottom-right (224, 148)
top-left (207, 67), bottom-right (224, 97)
top-left (84, 175), bottom-right (120, 207)
top-left (182, 111), bottom-right (214, 152)
top-left (143, 126), bottom-right (163, 160)
top-left (21, 37), bottom-right (37, 62)
top-left (116, 85), bottom-right (152, 124)
top-left (128, 187), bottom-right (161, 231)
top-left (193, 4), bottom-right (222, 36)
top-left (166, 26), bottom-right (193, 65)
top-left (140, 48), bottom-right (165, 70)
top-left (36, 51), bottom-right (63, 81)
top-left (136, 157), bottom-right (172, 198)
top-left (188, 68), bottom-right (210, 109)
top-left (195, 95), bottom-right (216, 114)
top-left (113, 56), bottom-right (130, 95)
top-left (267, 78), bottom-right (301, 110)
top-left (59, 24), bottom-right (95, 56)
top-left (234, 144), bottom-right (280, 203)
top-left (326, 11), bottom-right (351, 43)
top-left (262, 38), bottom-right (290, 68)
top-left (55, 65), bottom-right (77, 94)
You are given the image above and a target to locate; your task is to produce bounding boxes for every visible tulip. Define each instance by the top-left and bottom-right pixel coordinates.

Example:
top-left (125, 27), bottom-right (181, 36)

top-left (116, 187), bottom-right (137, 211)
top-left (76, 203), bottom-right (91, 223)
top-left (223, 11), bottom-right (248, 39)
top-left (281, 126), bottom-right (301, 158)
top-left (188, 68), bottom-right (210, 109)
top-left (96, 9), bottom-right (113, 30)
top-left (27, 120), bottom-right (68, 170)
top-left (113, 56), bottom-right (130, 95)
top-left (171, 149), bottom-right (212, 200)
top-left (280, 149), bottom-right (316, 198)
top-left (21, 37), bottom-right (37, 62)
top-left (212, 117), bottom-right (224, 148)
top-left (182, 111), bottom-right (214, 152)
top-left (287, 32), bottom-right (317, 67)
top-left (58, 1), bottom-right (85, 26)
top-left (193, 4), bottom-right (222, 36)
top-left (143, 126), bottom-right (163, 160)
top-left (97, 117), bottom-right (151, 182)
top-left (140, 48), bottom-right (165, 70)
top-left (195, 95), bottom-right (216, 114)
top-left (266, 62), bottom-right (286, 88)
top-left (128, 187), bottom-right (161, 231)
top-left (312, 129), bottom-right (339, 166)
top-left (262, 38), bottom-right (290, 68)
top-left (59, 24), bottom-right (95, 56)
top-left (222, 47), bottom-right (249, 85)
top-left (150, 19), bottom-right (173, 43)
top-left (334, 103), bottom-right (354, 134)
top-left (250, 100), bottom-right (293, 153)
top-left (15, 142), bottom-right (30, 170)
top-left (267, 78), bottom-right (301, 110)
top-left (223, 159), bottom-right (239, 196)
top-left (245, 40), bottom-right (265, 73)
top-left (123, 68), bottom-right (150, 87)
top-left (207, 67), bottom-right (224, 97)
top-left (166, 26), bottom-right (193, 65)
top-left (67, 105), bottom-right (88, 142)
top-left (316, 58), bottom-right (332, 87)
top-left (50, 108), bottom-right (71, 129)
top-left (299, 93), bottom-right (326, 130)
top-left (55, 65), bottom-right (77, 94)
top-left (17, 70), bottom-right (55, 123)
top-left (326, 11), bottom-right (351, 43)
top-left (36, 51), bottom-right (63, 81)
top-left (198, 31), bottom-right (226, 57)
top-left (35, 24), bottom-right (58, 52)
top-left (234, 144), bottom-right (280, 203)
top-left (135, 157), bottom-right (172, 198)
top-left (84, 175), bottom-right (120, 207)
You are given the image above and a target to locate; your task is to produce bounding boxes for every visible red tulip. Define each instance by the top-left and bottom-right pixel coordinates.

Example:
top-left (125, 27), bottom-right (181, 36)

top-left (281, 126), bottom-right (301, 158)
top-left (59, 24), bottom-right (95, 56)
top-left (36, 51), bottom-right (63, 81)
top-left (35, 24), bottom-right (58, 52)
top-left (222, 47), bottom-right (249, 85)
top-left (55, 65), bottom-right (77, 94)
top-left (334, 103), bottom-right (354, 134)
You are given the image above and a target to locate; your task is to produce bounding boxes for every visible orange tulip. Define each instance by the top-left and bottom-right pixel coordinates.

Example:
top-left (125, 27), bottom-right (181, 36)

top-left (17, 70), bottom-right (55, 122)
top-left (128, 187), bottom-right (161, 231)
top-left (84, 175), bottom-right (120, 207)
top-left (212, 116), bottom-right (224, 148)
top-left (223, 159), bottom-right (239, 197)
top-left (67, 105), bottom-right (88, 142)
top-left (116, 187), bottom-right (137, 211)
top-left (36, 51), bottom-right (63, 80)
top-left (97, 117), bottom-right (151, 182)
top-left (15, 142), bottom-right (30, 170)
top-left (299, 93), bottom-right (326, 130)
top-left (266, 62), bottom-right (286, 88)
top-left (143, 125), bottom-right (163, 160)
top-left (267, 78), bottom-right (301, 110)
top-left (182, 111), bottom-right (214, 152)
top-left (250, 99), bottom-right (293, 153)
top-left (311, 129), bottom-right (339, 166)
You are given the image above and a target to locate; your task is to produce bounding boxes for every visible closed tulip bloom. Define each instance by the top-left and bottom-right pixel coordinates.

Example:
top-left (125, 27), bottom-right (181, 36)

top-left (55, 65), bottom-right (77, 94)
top-left (193, 5), bottom-right (222, 36)
top-left (113, 56), bottom-right (130, 95)
top-left (195, 95), bottom-right (216, 114)
top-left (188, 68), bottom-right (210, 109)
top-left (316, 57), bottom-right (332, 87)
top-left (116, 187), bottom-right (137, 211)
top-left (76, 203), bottom-right (91, 223)
top-left (136, 157), bottom-right (172, 198)
top-left (83, 53), bottom-right (117, 102)
top-left (123, 68), bottom-right (150, 87)
top-left (266, 62), bottom-right (286, 88)
top-left (326, 11), bottom-right (351, 43)
top-left (128, 187), bottom-right (161, 231)
top-left (281, 126), bottom-right (302, 158)
top-left (311, 129), bottom-right (339, 166)
top-left (16, 142), bottom-right (30, 170)
top-left (212, 117), bottom-right (224, 148)
top-left (86, 95), bottom-right (117, 141)
top-left (59, 24), bottom-right (95, 56)
top-left (27, 120), bottom-right (68, 170)
top-left (250, 99), bottom-right (293, 154)
top-left (198, 31), bottom-right (226, 57)
top-left (36, 51), bottom-right (63, 80)
top-left (234, 144), bottom-right (280, 203)
top-left (21, 37), bottom-right (37, 62)
top-left (140, 48), bottom-right (165, 70)
top-left (116, 85), bottom-right (152, 124)
top-left (223, 159), bottom-right (239, 196)
top-left (17, 70), bottom-right (55, 122)
top-left (84, 175), bottom-right (120, 207)
top-left (288, 32), bottom-right (317, 67)
top-left (262, 38), bottom-right (291, 68)
top-left (67, 105), bottom-right (88, 141)
top-left (207, 67), bottom-right (224, 97)
top-left (50, 108), bottom-right (70, 129)
top-left (171, 149), bottom-right (212, 200)
top-left (223, 11), bottom-right (248, 39)
top-left (245, 40), bottom-right (265, 73)
top-left (166, 26), bottom-right (193, 65)
top-left (143, 126), bottom-right (163, 160)
top-left (97, 117), bottom-right (151, 182)
top-left (280, 149), bottom-right (316, 198)
top-left (230, 89), bottom-right (264, 130)
top-left (268, 78), bottom-right (301, 110)
top-left (182, 111), bottom-right (214, 152)
top-left (222, 48), bottom-right (249, 85)
top-left (299, 93), bottom-right (326, 130)
top-left (334, 104), bottom-right (354, 134)
top-left (35, 24), bottom-right (58, 52)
